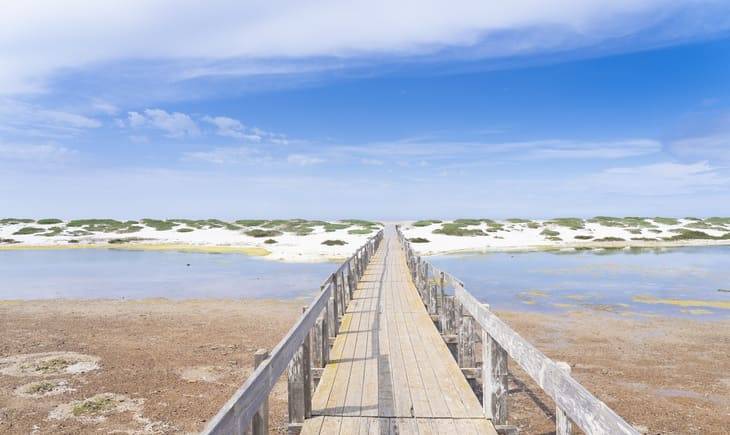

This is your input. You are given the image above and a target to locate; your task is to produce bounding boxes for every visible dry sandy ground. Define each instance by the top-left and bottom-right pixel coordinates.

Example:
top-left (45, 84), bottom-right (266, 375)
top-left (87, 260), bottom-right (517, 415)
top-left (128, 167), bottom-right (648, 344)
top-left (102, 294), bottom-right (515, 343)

top-left (1, 300), bottom-right (728, 434)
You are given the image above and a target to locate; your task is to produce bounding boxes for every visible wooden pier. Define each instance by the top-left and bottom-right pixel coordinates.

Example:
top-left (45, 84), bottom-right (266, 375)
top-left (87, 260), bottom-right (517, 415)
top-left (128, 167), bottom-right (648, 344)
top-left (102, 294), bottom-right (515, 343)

top-left (204, 226), bottom-right (639, 434)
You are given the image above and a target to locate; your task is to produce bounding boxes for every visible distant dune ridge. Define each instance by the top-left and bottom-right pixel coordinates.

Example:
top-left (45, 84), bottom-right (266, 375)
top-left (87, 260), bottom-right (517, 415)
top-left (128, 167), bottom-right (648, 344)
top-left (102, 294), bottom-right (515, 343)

top-left (1, 217), bottom-right (730, 262)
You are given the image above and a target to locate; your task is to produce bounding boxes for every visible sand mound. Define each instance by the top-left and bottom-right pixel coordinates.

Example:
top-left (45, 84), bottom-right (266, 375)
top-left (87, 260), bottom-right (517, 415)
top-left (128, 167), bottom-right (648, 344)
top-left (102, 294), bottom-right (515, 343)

top-left (0, 351), bottom-right (100, 377)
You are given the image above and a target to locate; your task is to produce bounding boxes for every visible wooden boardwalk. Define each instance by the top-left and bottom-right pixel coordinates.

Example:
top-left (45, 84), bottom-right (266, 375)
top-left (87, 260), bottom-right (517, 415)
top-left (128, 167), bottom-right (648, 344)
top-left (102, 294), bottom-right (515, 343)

top-left (302, 228), bottom-right (497, 434)
top-left (205, 225), bottom-right (638, 435)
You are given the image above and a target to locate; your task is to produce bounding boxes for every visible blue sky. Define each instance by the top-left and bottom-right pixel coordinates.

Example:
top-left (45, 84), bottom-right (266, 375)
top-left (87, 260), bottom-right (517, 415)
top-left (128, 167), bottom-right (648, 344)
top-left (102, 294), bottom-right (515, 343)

top-left (1, 1), bottom-right (730, 219)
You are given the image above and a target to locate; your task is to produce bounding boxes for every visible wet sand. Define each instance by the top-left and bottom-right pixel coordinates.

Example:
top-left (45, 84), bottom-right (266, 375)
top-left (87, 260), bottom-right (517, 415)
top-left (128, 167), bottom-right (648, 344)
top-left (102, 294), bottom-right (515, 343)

top-left (1, 300), bottom-right (728, 434)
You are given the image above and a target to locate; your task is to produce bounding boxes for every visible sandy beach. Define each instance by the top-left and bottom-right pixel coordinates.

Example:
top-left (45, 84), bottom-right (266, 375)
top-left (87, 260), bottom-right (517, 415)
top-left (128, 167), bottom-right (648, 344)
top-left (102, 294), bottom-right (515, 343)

top-left (2, 218), bottom-right (730, 263)
top-left (1, 299), bottom-right (727, 434)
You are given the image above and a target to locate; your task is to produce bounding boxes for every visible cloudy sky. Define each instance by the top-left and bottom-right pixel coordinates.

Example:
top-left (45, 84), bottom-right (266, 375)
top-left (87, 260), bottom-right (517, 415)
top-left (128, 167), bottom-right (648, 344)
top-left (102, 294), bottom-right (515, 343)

top-left (1, 0), bottom-right (729, 219)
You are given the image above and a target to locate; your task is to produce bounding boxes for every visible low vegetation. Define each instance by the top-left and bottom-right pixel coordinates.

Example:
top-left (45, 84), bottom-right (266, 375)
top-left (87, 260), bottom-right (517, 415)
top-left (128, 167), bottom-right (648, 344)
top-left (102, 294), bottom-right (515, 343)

top-left (347, 228), bottom-right (373, 235)
top-left (594, 237), bottom-right (626, 242)
top-left (663, 229), bottom-right (730, 241)
top-left (413, 220), bottom-right (442, 227)
top-left (433, 222), bottom-right (485, 236)
top-left (27, 381), bottom-right (58, 394)
top-left (540, 229), bottom-right (560, 237)
top-left (573, 235), bottom-right (593, 240)
top-left (36, 218), bottom-right (63, 225)
top-left (141, 218), bottom-right (177, 231)
top-left (176, 227), bottom-right (194, 233)
top-left (264, 239), bottom-right (277, 244)
top-left (245, 229), bottom-right (282, 238)
top-left (409, 237), bottom-right (430, 243)
top-left (505, 218), bottom-right (531, 223)
top-left (0, 218), bottom-right (34, 224)
top-left (72, 396), bottom-right (115, 416)
top-left (13, 226), bottom-right (45, 235)
top-left (653, 217), bottom-right (679, 225)
top-left (0, 238), bottom-right (20, 244)
top-left (322, 239), bottom-right (346, 246)
top-left (546, 218), bottom-right (584, 230)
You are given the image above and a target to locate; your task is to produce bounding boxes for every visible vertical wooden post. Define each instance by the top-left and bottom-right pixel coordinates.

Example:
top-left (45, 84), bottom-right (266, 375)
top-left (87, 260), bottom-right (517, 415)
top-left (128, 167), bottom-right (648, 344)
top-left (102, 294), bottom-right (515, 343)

top-left (321, 312), bottom-right (330, 366)
top-left (329, 277), bottom-right (339, 335)
top-left (287, 307), bottom-right (312, 434)
top-left (312, 317), bottom-right (324, 368)
top-left (441, 295), bottom-right (458, 359)
top-left (247, 349), bottom-right (269, 435)
top-left (458, 314), bottom-right (476, 368)
top-left (483, 325), bottom-right (508, 425)
top-left (556, 362), bottom-right (573, 435)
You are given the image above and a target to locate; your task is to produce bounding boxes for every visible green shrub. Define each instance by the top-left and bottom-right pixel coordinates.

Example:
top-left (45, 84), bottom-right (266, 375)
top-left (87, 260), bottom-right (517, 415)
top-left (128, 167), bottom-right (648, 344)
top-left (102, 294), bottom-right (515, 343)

top-left (527, 222), bottom-right (540, 229)
top-left (413, 220), bottom-right (442, 227)
top-left (506, 218), bottom-right (531, 223)
top-left (322, 239), bottom-right (346, 246)
top-left (108, 237), bottom-right (146, 244)
top-left (264, 238), bottom-right (278, 244)
top-left (235, 220), bottom-right (267, 227)
top-left (409, 237), bottom-right (430, 243)
top-left (653, 217), bottom-right (679, 225)
top-left (13, 227), bottom-right (45, 235)
top-left (67, 219), bottom-right (139, 233)
top-left (323, 223), bottom-right (350, 232)
top-left (176, 228), bottom-right (194, 233)
top-left (662, 230), bottom-right (729, 241)
top-left (574, 235), bottom-right (593, 240)
top-left (433, 223), bottom-right (485, 236)
top-left (245, 229), bottom-right (282, 238)
top-left (41, 227), bottom-right (63, 237)
top-left (0, 238), bottom-right (20, 244)
top-left (0, 218), bottom-right (34, 224)
top-left (547, 218), bottom-right (584, 230)
top-left (540, 229), bottom-right (560, 237)
top-left (141, 219), bottom-right (176, 231)
top-left (348, 228), bottom-right (373, 235)
top-left (705, 217), bottom-right (730, 225)
top-left (37, 218), bottom-right (63, 225)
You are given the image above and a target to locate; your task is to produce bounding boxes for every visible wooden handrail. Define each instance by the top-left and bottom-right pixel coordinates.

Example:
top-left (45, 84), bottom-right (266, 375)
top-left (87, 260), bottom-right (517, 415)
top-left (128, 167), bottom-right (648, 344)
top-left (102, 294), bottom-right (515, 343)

top-left (203, 229), bottom-right (384, 435)
top-left (396, 226), bottom-right (639, 435)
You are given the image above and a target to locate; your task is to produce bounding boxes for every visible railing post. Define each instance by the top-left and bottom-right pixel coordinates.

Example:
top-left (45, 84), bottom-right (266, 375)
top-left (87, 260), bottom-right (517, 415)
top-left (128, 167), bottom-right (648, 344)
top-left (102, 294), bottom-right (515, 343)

top-left (243, 349), bottom-right (269, 435)
top-left (330, 278), bottom-right (339, 335)
top-left (483, 308), bottom-right (509, 426)
top-left (458, 310), bottom-right (476, 368)
top-left (556, 362), bottom-right (573, 435)
top-left (287, 307), bottom-right (312, 434)
top-left (441, 295), bottom-right (458, 359)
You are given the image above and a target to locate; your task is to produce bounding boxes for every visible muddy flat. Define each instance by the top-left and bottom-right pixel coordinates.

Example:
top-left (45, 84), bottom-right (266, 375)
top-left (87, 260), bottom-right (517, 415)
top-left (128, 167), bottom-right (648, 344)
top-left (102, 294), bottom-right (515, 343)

top-left (1, 300), bottom-right (728, 434)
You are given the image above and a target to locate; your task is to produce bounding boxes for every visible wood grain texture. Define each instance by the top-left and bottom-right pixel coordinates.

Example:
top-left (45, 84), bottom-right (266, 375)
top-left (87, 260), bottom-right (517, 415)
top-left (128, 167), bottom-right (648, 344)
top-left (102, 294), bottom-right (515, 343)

top-left (303, 228), bottom-right (496, 434)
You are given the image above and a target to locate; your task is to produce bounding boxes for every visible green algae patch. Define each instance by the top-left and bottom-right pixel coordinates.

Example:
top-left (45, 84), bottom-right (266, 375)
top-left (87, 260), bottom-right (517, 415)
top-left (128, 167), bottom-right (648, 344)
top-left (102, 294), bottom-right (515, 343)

top-left (633, 295), bottom-right (730, 310)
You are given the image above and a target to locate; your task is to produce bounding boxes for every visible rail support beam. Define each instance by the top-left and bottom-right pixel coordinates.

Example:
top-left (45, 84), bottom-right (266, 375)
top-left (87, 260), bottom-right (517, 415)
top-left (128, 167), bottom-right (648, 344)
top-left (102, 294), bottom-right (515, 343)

top-left (556, 361), bottom-right (573, 435)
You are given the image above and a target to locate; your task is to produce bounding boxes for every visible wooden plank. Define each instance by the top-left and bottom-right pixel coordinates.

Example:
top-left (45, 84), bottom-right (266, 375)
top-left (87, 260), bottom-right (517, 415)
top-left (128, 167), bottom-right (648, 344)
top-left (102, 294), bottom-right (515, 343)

top-left (319, 416), bottom-right (341, 434)
top-left (393, 304), bottom-right (431, 417)
top-left (326, 297), bottom-right (366, 415)
top-left (361, 281), bottom-right (379, 416)
top-left (343, 290), bottom-right (369, 416)
top-left (556, 361), bottom-right (574, 435)
top-left (454, 283), bottom-right (639, 435)
top-left (299, 416), bottom-right (323, 435)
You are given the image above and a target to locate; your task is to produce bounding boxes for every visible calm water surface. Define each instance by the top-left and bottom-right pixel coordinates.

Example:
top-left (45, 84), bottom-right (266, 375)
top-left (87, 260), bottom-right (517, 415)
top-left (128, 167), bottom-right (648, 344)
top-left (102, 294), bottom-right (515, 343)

top-left (429, 246), bottom-right (730, 318)
top-left (0, 249), bottom-right (335, 299)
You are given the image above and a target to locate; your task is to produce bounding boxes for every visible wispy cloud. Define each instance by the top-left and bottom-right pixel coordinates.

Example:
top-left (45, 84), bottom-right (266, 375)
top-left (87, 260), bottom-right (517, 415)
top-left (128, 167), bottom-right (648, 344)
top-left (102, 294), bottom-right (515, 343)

top-left (1, 1), bottom-right (728, 94)
top-left (287, 154), bottom-right (324, 166)
top-left (183, 146), bottom-right (268, 164)
top-left (589, 161), bottom-right (729, 195)
top-left (0, 142), bottom-right (75, 161)
top-left (126, 108), bottom-right (200, 138)
top-left (202, 115), bottom-right (289, 144)
top-left (671, 132), bottom-right (730, 162)
top-left (0, 98), bottom-right (101, 137)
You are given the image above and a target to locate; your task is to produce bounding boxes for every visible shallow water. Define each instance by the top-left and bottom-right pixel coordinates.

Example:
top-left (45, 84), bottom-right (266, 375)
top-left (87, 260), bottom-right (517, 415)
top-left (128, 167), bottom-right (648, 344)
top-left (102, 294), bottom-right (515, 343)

top-left (428, 246), bottom-right (730, 319)
top-left (0, 249), bottom-right (335, 300)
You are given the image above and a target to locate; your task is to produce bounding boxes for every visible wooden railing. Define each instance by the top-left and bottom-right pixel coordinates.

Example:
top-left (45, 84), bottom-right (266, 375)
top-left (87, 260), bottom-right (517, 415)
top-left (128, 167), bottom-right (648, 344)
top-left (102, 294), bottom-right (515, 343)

top-left (396, 226), bottom-right (640, 435)
top-left (203, 229), bottom-right (384, 435)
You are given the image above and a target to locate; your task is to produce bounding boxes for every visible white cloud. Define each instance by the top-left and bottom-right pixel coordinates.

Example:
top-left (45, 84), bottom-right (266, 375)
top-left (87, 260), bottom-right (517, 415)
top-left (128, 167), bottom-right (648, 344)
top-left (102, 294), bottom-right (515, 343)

top-left (0, 98), bottom-right (101, 137)
top-left (589, 161), bottom-right (728, 195)
top-left (671, 132), bottom-right (730, 162)
top-left (127, 108), bottom-right (199, 137)
top-left (202, 115), bottom-right (290, 144)
top-left (522, 139), bottom-right (661, 159)
top-left (287, 154), bottom-right (324, 166)
top-left (1, 1), bottom-right (727, 94)
top-left (91, 99), bottom-right (119, 115)
top-left (183, 146), bottom-right (268, 164)
top-left (0, 142), bottom-right (74, 161)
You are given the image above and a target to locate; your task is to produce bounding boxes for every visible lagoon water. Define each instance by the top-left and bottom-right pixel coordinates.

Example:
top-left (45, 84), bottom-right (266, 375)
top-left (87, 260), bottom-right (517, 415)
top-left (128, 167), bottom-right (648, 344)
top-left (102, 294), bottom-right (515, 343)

top-left (429, 246), bottom-right (730, 318)
top-left (0, 249), bottom-right (335, 300)
top-left (2, 246), bottom-right (729, 318)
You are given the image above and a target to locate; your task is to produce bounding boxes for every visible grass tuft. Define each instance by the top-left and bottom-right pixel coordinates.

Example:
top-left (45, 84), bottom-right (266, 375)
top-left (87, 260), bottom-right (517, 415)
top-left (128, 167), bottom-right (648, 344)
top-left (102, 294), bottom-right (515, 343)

top-left (322, 239), bottom-right (347, 246)
top-left (409, 237), bottom-right (430, 243)
top-left (13, 227), bottom-right (45, 235)
top-left (37, 218), bottom-right (63, 225)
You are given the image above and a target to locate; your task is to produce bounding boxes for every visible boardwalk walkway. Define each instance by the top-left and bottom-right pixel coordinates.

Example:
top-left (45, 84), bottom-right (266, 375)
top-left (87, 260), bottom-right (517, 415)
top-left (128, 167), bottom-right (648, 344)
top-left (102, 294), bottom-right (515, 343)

top-left (302, 228), bottom-right (497, 434)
